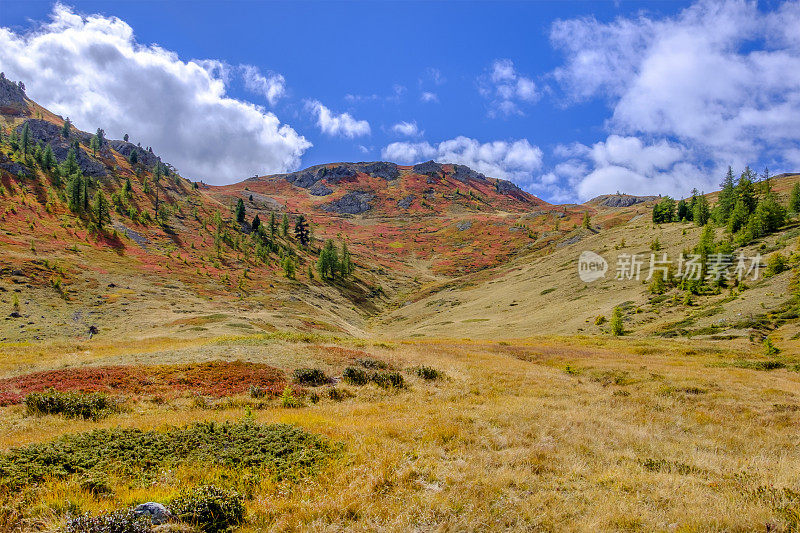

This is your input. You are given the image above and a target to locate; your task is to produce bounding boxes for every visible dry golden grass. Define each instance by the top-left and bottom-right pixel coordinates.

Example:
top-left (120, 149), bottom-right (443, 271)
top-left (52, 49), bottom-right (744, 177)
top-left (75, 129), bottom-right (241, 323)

top-left (2, 336), bottom-right (799, 531)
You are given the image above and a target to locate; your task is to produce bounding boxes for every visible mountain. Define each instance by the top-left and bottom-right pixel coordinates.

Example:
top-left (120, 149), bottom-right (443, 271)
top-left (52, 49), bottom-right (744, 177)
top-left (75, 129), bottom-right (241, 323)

top-left (1, 74), bottom-right (799, 353)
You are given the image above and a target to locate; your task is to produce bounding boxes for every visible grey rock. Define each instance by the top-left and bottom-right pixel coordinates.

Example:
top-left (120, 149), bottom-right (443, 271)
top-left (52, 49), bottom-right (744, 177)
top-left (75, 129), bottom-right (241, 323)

top-left (322, 191), bottom-right (373, 215)
top-left (397, 194), bottom-right (415, 209)
top-left (595, 194), bottom-right (657, 208)
top-left (0, 75), bottom-right (28, 116)
top-left (133, 502), bottom-right (172, 525)
top-left (413, 160), bottom-right (443, 177)
top-left (495, 179), bottom-right (523, 196)
top-left (456, 220), bottom-right (472, 231)
top-left (309, 182), bottom-right (334, 196)
top-left (452, 164), bottom-right (486, 183)
top-left (362, 161), bottom-right (399, 180)
top-left (16, 119), bottom-right (106, 177)
top-left (109, 140), bottom-right (162, 168)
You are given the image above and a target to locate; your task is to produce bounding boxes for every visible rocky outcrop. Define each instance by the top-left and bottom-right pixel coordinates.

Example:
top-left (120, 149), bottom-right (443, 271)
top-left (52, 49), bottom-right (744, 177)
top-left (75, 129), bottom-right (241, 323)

top-left (363, 161), bottom-right (399, 180)
top-left (309, 182), bottom-right (333, 196)
top-left (322, 191), bottom-right (373, 215)
top-left (413, 160), bottom-right (443, 178)
top-left (594, 194), bottom-right (657, 208)
top-left (0, 153), bottom-right (26, 176)
top-left (17, 119), bottom-right (106, 177)
top-left (397, 194), bottom-right (415, 209)
top-left (452, 164), bottom-right (486, 183)
top-left (109, 140), bottom-right (162, 169)
top-left (0, 74), bottom-right (29, 116)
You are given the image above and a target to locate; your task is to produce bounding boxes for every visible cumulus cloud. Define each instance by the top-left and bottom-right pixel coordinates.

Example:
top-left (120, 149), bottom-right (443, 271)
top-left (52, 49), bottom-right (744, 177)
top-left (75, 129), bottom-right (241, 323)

top-left (306, 100), bottom-right (371, 138)
top-left (553, 135), bottom-right (707, 201)
top-left (550, 0), bottom-right (800, 185)
top-left (0, 4), bottom-right (310, 183)
top-left (240, 64), bottom-right (285, 105)
top-left (382, 136), bottom-right (543, 186)
top-left (478, 59), bottom-right (539, 117)
top-left (391, 121), bottom-right (422, 137)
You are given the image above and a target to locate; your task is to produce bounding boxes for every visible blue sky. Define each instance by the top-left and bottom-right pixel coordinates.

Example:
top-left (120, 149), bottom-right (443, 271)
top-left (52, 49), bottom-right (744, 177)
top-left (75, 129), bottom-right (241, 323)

top-left (1, 1), bottom-right (799, 202)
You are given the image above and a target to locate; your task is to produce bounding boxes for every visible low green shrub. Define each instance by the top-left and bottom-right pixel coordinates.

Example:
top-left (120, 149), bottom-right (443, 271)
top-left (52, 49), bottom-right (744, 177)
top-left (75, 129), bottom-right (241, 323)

top-left (24, 390), bottom-right (116, 420)
top-left (63, 511), bottom-right (149, 533)
top-left (414, 366), bottom-right (443, 381)
top-left (169, 485), bottom-right (245, 533)
top-left (292, 368), bottom-right (329, 386)
top-left (371, 371), bottom-right (405, 389)
top-left (327, 387), bottom-right (353, 401)
top-left (342, 367), bottom-right (368, 386)
top-left (0, 421), bottom-right (336, 490)
top-left (355, 357), bottom-right (387, 370)
top-left (280, 387), bottom-right (301, 408)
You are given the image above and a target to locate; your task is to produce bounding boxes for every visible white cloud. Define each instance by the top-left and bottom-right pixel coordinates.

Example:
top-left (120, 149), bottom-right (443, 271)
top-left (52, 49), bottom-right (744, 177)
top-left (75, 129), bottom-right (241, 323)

top-left (306, 100), bottom-right (371, 138)
top-left (557, 135), bottom-right (708, 201)
top-left (382, 136), bottom-right (543, 186)
top-left (391, 121), bottom-right (422, 137)
top-left (0, 4), bottom-right (310, 183)
top-left (240, 64), bottom-right (285, 105)
top-left (551, 0), bottom-right (800, 176)
top-left (420, 91), bottom-right (439, 103)
top-left (479, 59), bottom-right (539, 117)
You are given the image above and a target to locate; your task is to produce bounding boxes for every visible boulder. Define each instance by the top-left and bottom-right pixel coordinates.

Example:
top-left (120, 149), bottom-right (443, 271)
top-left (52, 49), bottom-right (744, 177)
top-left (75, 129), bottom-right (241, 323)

top-left (397, 194), bottom-right (415, 209)
top-left (322, 191), bottom-right (373, 215)
top-left (309, 182), bottom-right (333, 196)
top-left (133, 502), bottom-right (172, 525)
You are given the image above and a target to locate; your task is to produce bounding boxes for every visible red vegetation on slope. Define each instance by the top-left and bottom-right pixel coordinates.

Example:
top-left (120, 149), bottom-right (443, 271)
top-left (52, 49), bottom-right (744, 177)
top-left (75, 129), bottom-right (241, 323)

top-left (0, 361), bottom-right (288, 404)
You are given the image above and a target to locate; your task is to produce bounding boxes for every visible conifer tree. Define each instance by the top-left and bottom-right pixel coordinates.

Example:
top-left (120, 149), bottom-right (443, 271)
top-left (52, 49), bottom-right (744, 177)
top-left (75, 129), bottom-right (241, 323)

top-left (317, 239), bottom-right (339, 279)
top-left (66, 173), bottom-right (84, 213)
top-left (281, 213), bottom-right (289, 237)
top-left (234, 198), bottom-right (245, 223)
top-left (339, 240), bottom-right (353, 277)
top-left (790, 183), bottom-right (800, 214)
top-left (693, 194), bottom-right (711, 226)
top-left (294, 214), bottom-right (310, 246)
top-left (610, 307), bottom-right (624, 336)
top-left (93, 190), bottom-right (110, 229)
top-left (582, 211), bottom-right (591, 229)
top-left (252, 214), bottom-right (261, 232)
top-left (715, 166), bottom-right (736, 223)
top-left (269, 212), bottom-right (277, 239)
top-left (20, 122), bottom-right (30, 155)
top-left (61, 118), bottom-right (71, 139)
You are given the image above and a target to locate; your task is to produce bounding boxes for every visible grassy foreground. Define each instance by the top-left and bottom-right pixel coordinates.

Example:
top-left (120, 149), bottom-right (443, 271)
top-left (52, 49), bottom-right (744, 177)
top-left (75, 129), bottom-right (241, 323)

top-left (1, 335), bottom-right (799, 531)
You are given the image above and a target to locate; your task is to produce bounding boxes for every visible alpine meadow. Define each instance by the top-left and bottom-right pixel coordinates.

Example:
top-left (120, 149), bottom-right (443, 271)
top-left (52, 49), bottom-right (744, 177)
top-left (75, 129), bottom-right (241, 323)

top-left (1, 1), bottom-right (800, 531)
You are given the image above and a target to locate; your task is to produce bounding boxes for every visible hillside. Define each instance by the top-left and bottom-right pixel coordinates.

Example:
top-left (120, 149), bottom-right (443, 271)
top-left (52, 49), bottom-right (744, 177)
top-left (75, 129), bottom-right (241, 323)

top-left (2, 74), bottom-right (799, 351)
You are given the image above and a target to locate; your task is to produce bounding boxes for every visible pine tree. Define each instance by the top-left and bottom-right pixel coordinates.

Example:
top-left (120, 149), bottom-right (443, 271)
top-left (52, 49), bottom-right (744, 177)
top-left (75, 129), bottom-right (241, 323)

top-left (20, 122), bottom-right (30, 155)
top-left (281, 256), bottom-right (296, 279)
top-left (234, 198), bottom-right (245, 223)
top-left (789, 183), bottom-right (800, 214)
top-left (693, 194), bottom-right (711, 226)
top-left (122, 176), bottom-right (132, 197)
top-left (42, 144), bottom-right (55, 171)
top-left (715, 166), bottom-right (736, 223)
top-left (129, 150), bottom-right (138, 165)
top-left (339, 240), bottom-right (353, 277)
top-left (62, 146), bottom-right (79, 176)
top-left (727, 199), bottom-right (749, 234)
top-left (123, 133), bottom-right (129, 142)
top-left (281, 213), bottom-right (290, 237)
top-left (294, 214), bottom-right (310, 246)
top-left (269, 212), bottom-right (277, 239)
top-left (252, 214), bottom-right (261, 232)
top-left (610, 307), bottom-right (624, 336)
top-left (61, 118), bottom-right (71, 139)
top-left (66, 173), bottom-right (84, 212)
top-left (317, 239), bottom-right (339, 279)
top-left (93, 190), bottom-right (110, 229)
top-left (676, 199), bottom-right (689, 221)
top-left (737, 167), bottom-right (758, 215)
top-left (582, 211), bottom-right (591, 229)
top-left (90, 135), bottom-right (100, 156)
